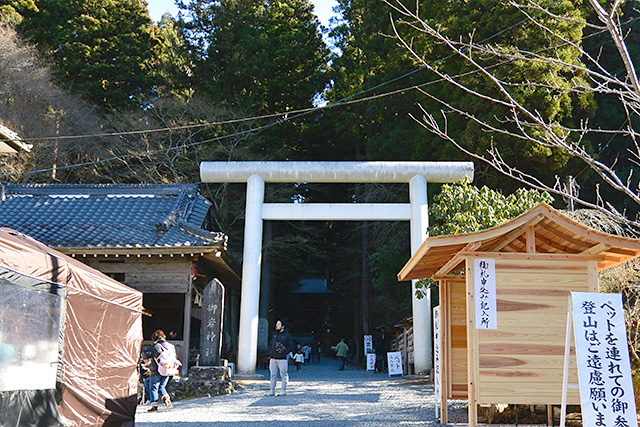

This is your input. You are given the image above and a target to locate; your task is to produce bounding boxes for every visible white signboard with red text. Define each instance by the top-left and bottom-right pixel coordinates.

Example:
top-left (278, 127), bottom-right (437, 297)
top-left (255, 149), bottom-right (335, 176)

top-left (388, 351), bottom-right (403, 376)
top-left (364, 334), bottom-right (373, 354)
top-left (366, 353), bottom-right (376, 371)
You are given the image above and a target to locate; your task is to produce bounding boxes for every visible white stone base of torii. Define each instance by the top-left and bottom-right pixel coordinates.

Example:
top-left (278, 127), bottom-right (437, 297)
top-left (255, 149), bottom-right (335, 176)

top-left (200, 161), bottom-right (474, 375)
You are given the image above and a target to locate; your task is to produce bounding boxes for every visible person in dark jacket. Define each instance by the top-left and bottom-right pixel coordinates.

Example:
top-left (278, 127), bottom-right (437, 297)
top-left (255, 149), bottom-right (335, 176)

top-left (375, 330), bottom-right (388, 374)
top-left (146, 330), bottom-right (174, 411)
top-left (266, 320), bottom-right (293, 396)
top-left (346, 339), bottom-right (356, 367)
top-left (310, 340), bottom-right (319, 364)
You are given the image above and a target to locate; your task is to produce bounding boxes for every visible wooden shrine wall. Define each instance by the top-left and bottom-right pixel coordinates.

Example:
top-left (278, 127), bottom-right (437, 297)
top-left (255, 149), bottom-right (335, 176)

top-left (467, 258), bottom-right (594, 405)
top-left (86, 256), bottom-right (191, 293)
top-left (441, 277), bottom-right (468, 399)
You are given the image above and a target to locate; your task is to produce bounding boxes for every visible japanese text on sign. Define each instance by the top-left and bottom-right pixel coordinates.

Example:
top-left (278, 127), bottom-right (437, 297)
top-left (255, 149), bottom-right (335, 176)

top-left (366, 353), bottom-right (376, 371)
top-left (474, 258), bottom-right (497, 329)
top-left (571, 292), bottom-right (638, 427)
top-left (364, 335), bottom-right (373, 354)
top-left (387, 351), bottom-right (403, 376)
top-left (434, 306), bottom-right (442, 417)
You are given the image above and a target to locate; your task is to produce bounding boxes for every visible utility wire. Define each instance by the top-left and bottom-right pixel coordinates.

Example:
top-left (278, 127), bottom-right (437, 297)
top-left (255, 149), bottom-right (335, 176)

top-left (1, 1), bottom-right (620, 178)
top-left (13, 0), bottom-right (564, 145)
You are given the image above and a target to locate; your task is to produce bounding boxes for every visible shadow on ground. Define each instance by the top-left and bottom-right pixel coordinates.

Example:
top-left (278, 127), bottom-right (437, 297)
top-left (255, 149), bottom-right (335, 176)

top-left (137, 423), bottom-right (388, 427)
top-left (249, 392), bottom-right (380, 407)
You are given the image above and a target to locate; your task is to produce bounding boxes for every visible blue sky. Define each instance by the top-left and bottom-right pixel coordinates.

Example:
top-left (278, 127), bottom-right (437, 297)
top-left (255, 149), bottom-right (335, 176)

top-left (146, 0), bottom-right (338, 28)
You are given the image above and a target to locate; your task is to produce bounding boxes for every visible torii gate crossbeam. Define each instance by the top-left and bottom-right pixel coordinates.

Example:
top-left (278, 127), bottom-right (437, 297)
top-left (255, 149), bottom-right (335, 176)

top-left (200, 161), bottom-right (474, 375)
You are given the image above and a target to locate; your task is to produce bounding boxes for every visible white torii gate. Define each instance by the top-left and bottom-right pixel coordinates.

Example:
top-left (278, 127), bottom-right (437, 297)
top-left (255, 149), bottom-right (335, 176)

top-left (200, 161), bottom-right (474, 374)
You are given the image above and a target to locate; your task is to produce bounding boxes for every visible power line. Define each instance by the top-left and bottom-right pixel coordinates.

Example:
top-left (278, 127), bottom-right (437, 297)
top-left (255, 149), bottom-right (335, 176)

top-left (13, 0), bottom-right (564, 145)
top-left (2, 1), bottom-right (621, 178)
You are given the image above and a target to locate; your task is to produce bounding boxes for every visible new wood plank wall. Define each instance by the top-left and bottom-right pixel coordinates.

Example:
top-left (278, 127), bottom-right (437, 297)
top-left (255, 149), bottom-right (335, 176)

top-left (442, 277), bottom-right (469, 399)
top-left (473, 259), bottom-right (584, 405)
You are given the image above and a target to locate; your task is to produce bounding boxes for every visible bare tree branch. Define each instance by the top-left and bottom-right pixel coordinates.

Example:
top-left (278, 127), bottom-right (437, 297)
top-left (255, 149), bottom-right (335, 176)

top-left (386, 0), bottom-right (640, 227)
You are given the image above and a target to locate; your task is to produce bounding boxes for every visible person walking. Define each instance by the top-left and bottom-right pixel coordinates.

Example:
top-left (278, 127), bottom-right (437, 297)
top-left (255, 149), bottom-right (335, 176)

top-left (301, 343), bottom-right (311, 364)
top-left (310, 341), bottom-right (319, 364)
top-left (146, 330), bottom-right (175, 412)
top-left (139, 351), bottom-right (152, 405)
top-left (375, 330), bottom-right (388, 374)
top-left (346, 339), bottom-right (356, 367)
top-left (334, 338), bottom-right (349, 370)
top-left (293, 349), bottom-right (304, 372)
top-left (266, 320), bottom-right (294, 396)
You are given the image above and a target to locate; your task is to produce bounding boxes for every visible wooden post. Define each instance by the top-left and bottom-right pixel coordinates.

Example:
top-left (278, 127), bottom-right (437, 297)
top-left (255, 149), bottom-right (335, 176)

top-left (526, 225), bottom-right (536, 253)
top-left (587, 260), bottom-right (598, 292)
top-left (560, 298), bottom-right (574, 427)
top-left (182, 265), bottom-right (193, 376)
top-left (404, 325), bottom-right (409, 375)
top-left (466, 261), bottom-right (478, 427)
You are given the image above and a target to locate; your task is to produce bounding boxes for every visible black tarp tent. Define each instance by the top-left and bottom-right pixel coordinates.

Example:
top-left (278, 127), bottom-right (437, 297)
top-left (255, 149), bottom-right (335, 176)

top-left (0, 265), bottom-right (67, 426)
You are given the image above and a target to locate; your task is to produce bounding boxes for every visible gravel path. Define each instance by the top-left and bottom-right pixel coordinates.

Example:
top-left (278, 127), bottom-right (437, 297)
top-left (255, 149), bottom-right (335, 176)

top-left (135, 358), bottom-right (468, 426)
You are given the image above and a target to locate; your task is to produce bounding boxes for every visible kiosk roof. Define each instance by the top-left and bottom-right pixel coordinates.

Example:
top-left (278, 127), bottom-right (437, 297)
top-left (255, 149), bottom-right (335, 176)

top-left (398, 203), bottom-right (640, 281)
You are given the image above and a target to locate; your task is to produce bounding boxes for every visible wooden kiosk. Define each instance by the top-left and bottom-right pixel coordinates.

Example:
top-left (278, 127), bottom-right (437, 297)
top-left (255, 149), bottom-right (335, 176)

top-left (398, 203), bottom-right (640, 427)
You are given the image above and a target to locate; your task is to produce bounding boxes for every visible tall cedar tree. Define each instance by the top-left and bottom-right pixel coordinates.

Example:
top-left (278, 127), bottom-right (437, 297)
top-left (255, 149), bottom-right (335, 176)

top-left (180, 0), bottom-right (330, 114)
top-left (330, 0), bottom-right (595, 190)
top-left (153, 14), bottom-right (194, 98)
top-left (324, 0), bottom-right (592, 332)
top-left (3, 0), bottom-right (157, 109)
top-left (326, 0), bottom-right (444, 162)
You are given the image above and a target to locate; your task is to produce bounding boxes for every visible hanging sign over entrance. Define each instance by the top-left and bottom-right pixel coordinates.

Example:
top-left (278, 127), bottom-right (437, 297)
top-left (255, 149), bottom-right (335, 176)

top-left (474, 259), bottom-right (497, 329)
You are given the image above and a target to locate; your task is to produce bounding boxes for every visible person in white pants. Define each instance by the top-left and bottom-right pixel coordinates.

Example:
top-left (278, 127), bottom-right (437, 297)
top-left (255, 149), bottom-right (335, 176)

top-left (266, 320), bottom-right (293, 396)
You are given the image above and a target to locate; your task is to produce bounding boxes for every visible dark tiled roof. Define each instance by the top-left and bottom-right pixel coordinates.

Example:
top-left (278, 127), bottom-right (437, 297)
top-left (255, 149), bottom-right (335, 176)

top-left (0, 183), bottom-right (226, 250)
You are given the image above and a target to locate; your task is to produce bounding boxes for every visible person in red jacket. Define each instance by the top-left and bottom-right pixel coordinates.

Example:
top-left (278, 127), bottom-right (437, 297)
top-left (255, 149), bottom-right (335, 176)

top-left (265, 320), bottom-right (293, 396)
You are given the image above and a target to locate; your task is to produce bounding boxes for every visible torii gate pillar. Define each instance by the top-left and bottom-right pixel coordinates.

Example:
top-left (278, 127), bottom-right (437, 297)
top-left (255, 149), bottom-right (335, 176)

top-left (409, 175), bottom-right (430, 374)
top-left (237, 174), bottom-right (265, 375)
top-left (200, 161), bottom-right (474, 374)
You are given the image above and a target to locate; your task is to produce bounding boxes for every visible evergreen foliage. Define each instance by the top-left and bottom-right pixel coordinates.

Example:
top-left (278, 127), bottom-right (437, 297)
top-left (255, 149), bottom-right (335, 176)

top-left (429, 180), bottom-right (555, 236)
top-left (2, 0), bottom-right (158, 109)
top-left (153, 14), bottom-right (194, 98)
top-left (2, 0), bottom-right (639, 344)
top-left (179, 0), bottom-right (330, 114)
